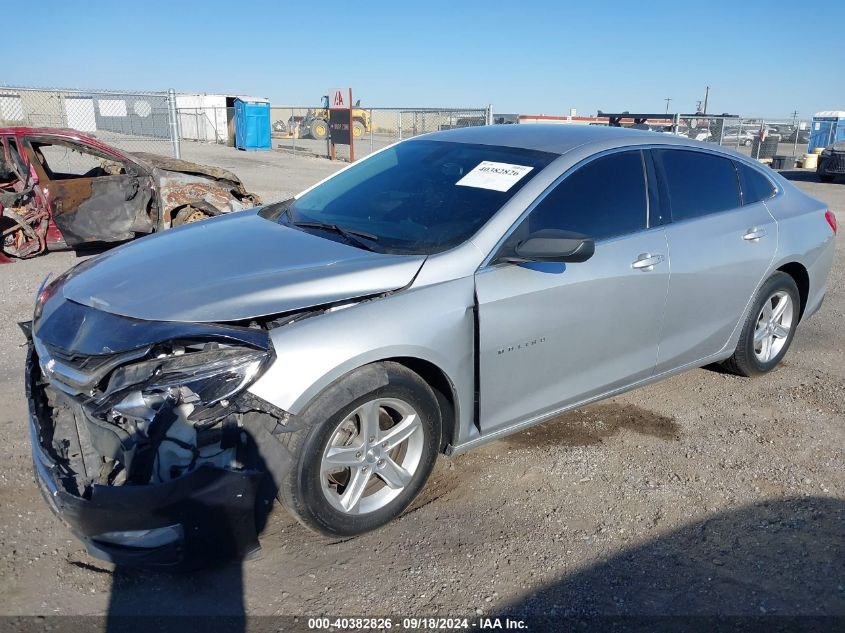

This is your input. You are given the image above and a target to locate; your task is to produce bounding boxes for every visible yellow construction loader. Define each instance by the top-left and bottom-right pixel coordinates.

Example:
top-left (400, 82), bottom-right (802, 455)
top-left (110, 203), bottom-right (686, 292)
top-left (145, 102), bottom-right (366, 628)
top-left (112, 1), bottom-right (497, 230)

top-left (301, 107), bottom-right (372, 140)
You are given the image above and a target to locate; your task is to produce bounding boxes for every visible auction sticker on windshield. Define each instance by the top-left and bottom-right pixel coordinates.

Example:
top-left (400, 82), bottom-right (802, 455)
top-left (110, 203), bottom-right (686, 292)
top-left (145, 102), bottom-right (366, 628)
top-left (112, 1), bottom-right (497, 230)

top-left (455, 161), bottom-right (534, 192)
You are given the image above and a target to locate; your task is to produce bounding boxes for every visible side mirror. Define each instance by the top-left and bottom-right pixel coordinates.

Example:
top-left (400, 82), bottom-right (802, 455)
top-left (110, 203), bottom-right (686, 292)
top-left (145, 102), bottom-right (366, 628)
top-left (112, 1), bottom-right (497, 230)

top-left (502, 229), bottom-right (595, 264)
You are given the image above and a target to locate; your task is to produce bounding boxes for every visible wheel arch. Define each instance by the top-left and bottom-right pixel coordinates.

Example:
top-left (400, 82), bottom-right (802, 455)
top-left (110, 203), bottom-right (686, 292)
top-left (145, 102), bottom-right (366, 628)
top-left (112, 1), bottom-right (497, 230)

top-left (776, 261), bottom-right (809, 320)
top-left (251, 346), bottom-right (465, 455)
top-left (385, 356), bottom-right (458, 453)
top-left (310, 354), bottom-right (460, 454)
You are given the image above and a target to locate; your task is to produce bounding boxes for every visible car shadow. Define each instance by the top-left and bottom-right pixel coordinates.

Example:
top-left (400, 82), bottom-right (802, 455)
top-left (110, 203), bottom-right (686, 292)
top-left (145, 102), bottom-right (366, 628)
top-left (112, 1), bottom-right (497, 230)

top-left (96, 401), bottom-right (679, 629)
top-left (496, 496), bottom-right (845, 631)
top-left (103, 427), bottom-right (280, 632)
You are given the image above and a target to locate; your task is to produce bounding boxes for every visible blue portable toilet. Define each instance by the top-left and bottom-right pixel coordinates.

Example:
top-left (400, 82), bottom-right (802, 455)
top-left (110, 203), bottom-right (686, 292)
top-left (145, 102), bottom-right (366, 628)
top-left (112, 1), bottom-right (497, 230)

top-left (234, 97), bottom-right (271, 150)
top-left (808, 111), bottom-right (845, 153)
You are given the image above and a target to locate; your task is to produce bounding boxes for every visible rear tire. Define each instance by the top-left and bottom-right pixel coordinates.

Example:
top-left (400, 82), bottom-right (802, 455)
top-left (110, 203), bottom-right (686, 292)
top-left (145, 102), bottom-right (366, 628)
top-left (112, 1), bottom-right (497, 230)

top-left (722, 272), bottom-right (800, 377)
top-left (279, 362), bottom-right (441, 537)
top-left (352, 121), bottom-right (366, 138)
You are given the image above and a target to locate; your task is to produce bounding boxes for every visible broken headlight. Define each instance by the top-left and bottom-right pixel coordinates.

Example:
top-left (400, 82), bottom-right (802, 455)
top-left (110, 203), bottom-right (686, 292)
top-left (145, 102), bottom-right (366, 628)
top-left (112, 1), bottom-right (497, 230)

top-left (143, 347), bottom-right (267, 406)
top-left (102, 344), bottom-right (271, 414)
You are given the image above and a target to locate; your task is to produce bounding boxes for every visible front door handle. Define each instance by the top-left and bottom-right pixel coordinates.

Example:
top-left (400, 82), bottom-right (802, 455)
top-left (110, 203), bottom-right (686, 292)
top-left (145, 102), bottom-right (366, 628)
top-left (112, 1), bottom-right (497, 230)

top-left (743, 227), bottom-right (767, 241)
top-left (631, 253), bottom-right (664, 271)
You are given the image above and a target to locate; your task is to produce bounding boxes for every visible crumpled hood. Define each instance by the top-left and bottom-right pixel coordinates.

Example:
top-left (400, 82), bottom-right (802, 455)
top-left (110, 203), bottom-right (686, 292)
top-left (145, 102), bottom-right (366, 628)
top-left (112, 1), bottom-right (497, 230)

top-left (61, 210), bottom-right (425, 323)
top-left (130, 152), bottom-right (245, 186)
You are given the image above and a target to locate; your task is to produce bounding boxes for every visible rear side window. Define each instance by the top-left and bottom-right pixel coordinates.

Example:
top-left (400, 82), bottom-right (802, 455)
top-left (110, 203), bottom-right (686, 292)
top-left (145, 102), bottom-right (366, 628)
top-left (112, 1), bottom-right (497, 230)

top-left (527, 150), bottom-right (648, 241)
top-left (736, 161), bottom-right (776, 205)
top-left (653, 149), bottom-right (741, 221)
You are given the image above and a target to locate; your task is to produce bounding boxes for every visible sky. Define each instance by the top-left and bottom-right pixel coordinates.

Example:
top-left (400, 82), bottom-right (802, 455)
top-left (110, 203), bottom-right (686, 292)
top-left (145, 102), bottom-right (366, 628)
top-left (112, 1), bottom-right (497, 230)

top-left (6, 0), bottom-right (844, 120)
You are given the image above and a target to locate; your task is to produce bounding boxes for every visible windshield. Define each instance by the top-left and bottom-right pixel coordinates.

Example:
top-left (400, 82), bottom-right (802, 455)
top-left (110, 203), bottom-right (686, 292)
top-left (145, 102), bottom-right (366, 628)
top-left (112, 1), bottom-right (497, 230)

top-left (281, 140), bottom-right (557, 255)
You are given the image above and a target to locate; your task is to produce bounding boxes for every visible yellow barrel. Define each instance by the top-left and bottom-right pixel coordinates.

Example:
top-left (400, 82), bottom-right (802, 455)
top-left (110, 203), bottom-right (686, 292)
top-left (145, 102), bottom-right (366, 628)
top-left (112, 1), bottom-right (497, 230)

top-left (803, 153), bottom-right (818, 169)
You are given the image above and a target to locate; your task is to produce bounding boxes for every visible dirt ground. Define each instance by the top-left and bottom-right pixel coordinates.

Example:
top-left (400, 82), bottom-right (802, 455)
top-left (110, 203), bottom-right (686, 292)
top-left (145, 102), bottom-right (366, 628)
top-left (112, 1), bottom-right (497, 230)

top-left (0, 146), bottom-right (843, 626)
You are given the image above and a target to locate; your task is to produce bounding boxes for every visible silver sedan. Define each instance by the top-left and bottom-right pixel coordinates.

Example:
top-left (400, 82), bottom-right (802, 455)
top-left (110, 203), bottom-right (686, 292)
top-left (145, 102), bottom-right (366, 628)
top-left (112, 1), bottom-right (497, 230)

top-left (25, 125), bottom-right (836, 564)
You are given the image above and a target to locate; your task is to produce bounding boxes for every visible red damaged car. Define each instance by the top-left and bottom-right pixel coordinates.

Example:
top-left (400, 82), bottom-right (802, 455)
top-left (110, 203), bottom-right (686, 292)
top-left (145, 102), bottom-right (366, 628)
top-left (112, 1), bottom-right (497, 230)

top-left (0, 127), bottom-right (260, 262)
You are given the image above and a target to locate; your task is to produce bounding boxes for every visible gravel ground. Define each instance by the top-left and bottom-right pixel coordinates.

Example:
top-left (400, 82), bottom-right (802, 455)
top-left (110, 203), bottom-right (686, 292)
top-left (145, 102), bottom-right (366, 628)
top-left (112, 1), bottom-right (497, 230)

top-left (0, 149), bottom-right (842, 626)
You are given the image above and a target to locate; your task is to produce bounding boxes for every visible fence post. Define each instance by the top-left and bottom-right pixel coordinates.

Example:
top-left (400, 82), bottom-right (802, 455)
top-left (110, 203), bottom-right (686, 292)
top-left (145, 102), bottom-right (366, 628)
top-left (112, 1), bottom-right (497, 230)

top-left (398, 111), bottom-right (403, 141)
top-left (292, 108), bottom-right (297, 155)
top-left (370, 108), bottom-right (374, 155)
top-left (167, 89), bottom-right (181, 159)
top-left (486, 104), bottom-right (493, 125)
top-left (58, 93), bottom-right (68, 128)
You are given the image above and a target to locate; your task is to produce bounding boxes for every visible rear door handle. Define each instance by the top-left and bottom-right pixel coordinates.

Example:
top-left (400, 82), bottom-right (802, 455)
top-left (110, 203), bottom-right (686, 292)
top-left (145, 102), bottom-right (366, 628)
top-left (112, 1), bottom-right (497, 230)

top-left (631, 253), bottom-right (664, 271)
top-left (743, 227), bottom-right (767, 241)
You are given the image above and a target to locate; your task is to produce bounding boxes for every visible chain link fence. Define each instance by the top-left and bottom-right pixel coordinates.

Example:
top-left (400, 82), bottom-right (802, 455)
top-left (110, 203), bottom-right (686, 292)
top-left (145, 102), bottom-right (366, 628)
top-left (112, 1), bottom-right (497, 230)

top-left (0, 86), bottom-right (180, 157)
top-left (630, 114), bottom-right (814, 167)
top-left (176, 106), bottom-right (230, 145)
top-left (269, 106), bottom-right (492, 160)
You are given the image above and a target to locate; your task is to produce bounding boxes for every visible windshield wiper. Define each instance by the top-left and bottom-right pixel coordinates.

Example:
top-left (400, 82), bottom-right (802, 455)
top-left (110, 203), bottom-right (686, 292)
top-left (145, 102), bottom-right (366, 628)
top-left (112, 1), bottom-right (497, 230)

top-left (292, 220), bottom-right (380, 251)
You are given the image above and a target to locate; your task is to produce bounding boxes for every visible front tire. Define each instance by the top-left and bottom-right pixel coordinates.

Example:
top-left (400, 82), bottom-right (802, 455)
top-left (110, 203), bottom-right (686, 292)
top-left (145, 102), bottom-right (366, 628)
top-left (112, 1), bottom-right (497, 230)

top-left (722, 272), bottom-right (800, 377)
top-left (279, 362), bottom-right (441, 536)
top-left (310, 118), bottom-right (328, 140)
top-left (172, 206), bottom-right (211, 226)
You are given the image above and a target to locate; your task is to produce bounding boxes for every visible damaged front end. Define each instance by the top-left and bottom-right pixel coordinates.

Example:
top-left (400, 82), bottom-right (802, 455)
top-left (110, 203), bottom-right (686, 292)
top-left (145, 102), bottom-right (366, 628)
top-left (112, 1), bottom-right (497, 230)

top-left (24, 279), bottom-right (293, 567)
top-left (131, 153), bottom-right (262, 228)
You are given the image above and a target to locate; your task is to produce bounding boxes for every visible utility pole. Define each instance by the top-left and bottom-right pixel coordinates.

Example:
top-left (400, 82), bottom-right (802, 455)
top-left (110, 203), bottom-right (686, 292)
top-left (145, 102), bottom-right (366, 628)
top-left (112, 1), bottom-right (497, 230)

top-left (664, 98), bottom-right (672, 114)
top-left (702, 85), bottom-right (710, 115)
top-left (790, 110), bottom-right (800, 157)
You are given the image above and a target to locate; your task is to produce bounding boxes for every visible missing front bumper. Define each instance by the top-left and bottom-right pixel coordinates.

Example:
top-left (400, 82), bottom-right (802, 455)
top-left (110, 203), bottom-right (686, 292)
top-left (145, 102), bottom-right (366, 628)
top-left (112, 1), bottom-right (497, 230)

top-left (30, 413), bottom-right (263, 567)
top-left (26, 346), bottom-right (266, 568)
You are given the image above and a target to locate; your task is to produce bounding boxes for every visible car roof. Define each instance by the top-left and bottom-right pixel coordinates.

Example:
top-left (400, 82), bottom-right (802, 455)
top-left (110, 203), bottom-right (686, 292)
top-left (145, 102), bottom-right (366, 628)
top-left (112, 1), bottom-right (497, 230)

top-left (416, 123), bottom-right (712, 154)
top-left (0, 126), bottom-right (126, 158)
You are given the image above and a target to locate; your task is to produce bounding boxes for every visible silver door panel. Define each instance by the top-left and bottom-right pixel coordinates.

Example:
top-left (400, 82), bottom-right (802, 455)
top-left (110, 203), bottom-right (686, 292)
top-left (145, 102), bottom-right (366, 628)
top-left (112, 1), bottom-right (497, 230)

top-left (656, 202), bottom-right (777, 373)
top-left (475, 228), bottom-right (669, 434)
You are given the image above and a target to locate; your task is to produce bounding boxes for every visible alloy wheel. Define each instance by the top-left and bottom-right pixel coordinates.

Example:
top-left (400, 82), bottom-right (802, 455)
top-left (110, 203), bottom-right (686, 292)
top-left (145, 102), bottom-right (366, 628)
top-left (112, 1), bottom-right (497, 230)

top-left (320, 397), bottom-right (424, 514)
top-left (753, 291), bottom-right (794, 363)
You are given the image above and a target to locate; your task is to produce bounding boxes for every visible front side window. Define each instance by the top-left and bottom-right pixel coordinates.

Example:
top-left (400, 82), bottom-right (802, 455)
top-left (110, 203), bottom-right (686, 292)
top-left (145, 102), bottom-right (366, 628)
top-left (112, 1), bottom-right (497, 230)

top-left (29, 140), bottom-right (127, 180)
top-left (653, 149), bottom-right (741, 221)
top-left (523, 150), bottom-right (648, 241)
top-left (735, 161), bottom-right (776, 205)
top-left (280, 140), bottom-right (557, 255)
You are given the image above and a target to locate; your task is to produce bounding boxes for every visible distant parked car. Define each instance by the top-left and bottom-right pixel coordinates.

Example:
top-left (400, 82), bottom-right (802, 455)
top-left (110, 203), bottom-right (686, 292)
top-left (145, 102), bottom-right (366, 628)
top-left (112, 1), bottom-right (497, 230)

top-left (720, 127), bottom-right (755, 146)
top-left (657, 126), bottom-right (711, 142)
top-left (0, 127), bottom-right (260, 260)
top-left (817, 141), bottom-right (845, 183)
top-left (782, 128), bottom-right (810, 144)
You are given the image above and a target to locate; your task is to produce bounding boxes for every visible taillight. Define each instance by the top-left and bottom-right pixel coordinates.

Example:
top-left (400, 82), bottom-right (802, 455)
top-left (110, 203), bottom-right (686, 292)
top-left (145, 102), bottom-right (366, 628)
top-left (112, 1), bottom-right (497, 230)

top-left (825, 210), bottom-right (837, 235)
